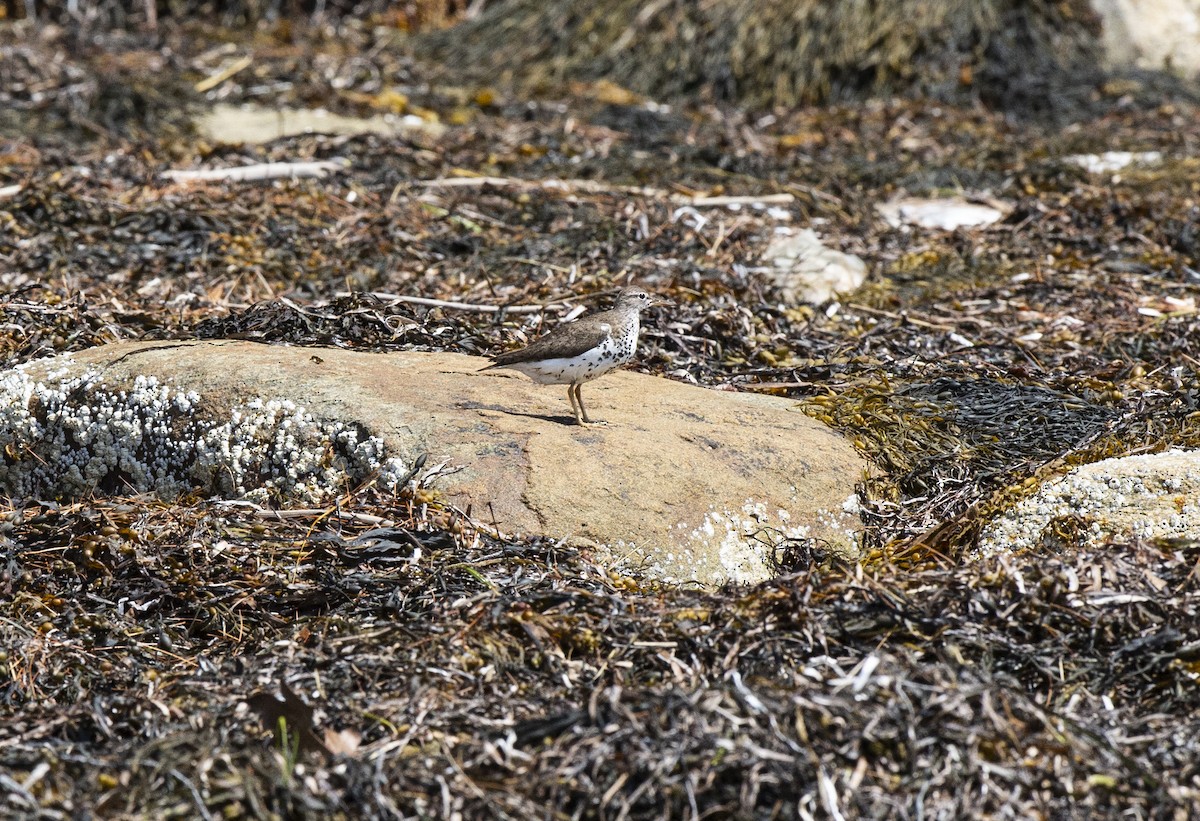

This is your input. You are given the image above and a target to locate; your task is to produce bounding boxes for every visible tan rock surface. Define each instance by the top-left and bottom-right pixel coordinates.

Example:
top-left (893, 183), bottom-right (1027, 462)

top-left (14, 340), bottom-right (866, 586)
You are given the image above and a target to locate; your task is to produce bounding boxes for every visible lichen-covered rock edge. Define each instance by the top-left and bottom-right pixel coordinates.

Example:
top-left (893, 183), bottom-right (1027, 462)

top-left (0, 360), bottom-right (409, 503)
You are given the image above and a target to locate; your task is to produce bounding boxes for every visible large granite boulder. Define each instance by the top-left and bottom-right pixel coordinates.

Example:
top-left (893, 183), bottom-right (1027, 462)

top-left (0, 340), bottom-right (866, 586)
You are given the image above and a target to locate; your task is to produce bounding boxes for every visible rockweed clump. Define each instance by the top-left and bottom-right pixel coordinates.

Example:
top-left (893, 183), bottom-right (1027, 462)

top-left (0, 362), bottom-right (410, 502)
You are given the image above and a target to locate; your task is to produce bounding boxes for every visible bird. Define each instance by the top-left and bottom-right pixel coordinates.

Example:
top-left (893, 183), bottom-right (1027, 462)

top-left (482, 286), bottom-right (667, 426)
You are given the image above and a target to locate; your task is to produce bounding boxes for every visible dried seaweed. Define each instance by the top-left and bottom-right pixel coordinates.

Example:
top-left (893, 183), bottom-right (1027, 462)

top-left (3, 9), bottom-right (1200, 819)
top-left (3, 497), bottom-right (1199, 817)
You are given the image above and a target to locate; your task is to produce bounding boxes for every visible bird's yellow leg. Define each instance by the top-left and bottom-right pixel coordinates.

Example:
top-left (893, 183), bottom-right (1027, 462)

top-left (574, 383), bottom-right (605, 426)
top-left (567, 384), bottom-right (584, 425)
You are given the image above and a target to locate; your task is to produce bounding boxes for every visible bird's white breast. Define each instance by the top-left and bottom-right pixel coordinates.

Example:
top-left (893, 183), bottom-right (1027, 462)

top-left (508, 334), bottom-right (633, 384)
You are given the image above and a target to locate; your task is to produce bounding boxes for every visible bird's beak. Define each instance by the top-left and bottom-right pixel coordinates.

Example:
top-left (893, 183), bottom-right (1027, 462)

top-left (650, 296), bottom-right (674, 308)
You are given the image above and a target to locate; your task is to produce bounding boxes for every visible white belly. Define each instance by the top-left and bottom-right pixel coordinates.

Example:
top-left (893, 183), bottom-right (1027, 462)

top-left (508, 336), bottom-right (630, 384)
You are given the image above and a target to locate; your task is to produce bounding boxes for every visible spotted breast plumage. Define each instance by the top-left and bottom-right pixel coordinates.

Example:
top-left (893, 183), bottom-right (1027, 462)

top-left (481, 286), bottom-right (666, 425)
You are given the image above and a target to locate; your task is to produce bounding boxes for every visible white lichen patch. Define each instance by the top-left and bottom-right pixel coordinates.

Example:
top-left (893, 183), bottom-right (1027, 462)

top-left (611, 501), bottom-right (812, 586)
top-left (604, 495), bottom-right (862, 586)
top-left (0, 363), bottom-right (410, 502)
top-left (978, 450), bottom-right (1200, 554)
top-left (814, 499), bottom-right (861, 548)
top-left (700, 500), bottom-right (812, 585)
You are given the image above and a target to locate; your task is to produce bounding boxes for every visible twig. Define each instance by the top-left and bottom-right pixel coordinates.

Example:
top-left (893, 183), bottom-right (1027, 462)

top-left (683, 194), bottom-right (794, 207)
top-left (415, 175), bottom-right (665, 198)
top-left (334, 291), bottom-right (569, 314)
top-left (846, 302), bottom-right (957, 331)
top-left (416, 176), bottom-right (528, 189)
top-left (194, 55), bottom-right (253, 94)
top-left (161, 159), bottom-right (350, 183)
top-left (242, 508), bottom-right (395, 526)
top-left (414, 175), bottom-right (795, 209)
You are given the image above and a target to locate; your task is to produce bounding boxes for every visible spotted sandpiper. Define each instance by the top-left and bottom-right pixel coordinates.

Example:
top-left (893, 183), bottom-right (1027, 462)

top-left (482, 286), bottom-right (667, 425)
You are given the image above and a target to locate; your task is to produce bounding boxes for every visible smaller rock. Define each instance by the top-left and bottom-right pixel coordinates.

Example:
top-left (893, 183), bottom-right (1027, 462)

top-left (1092, 0), bottom-right (1200, 78)
top-left (978, 450), bottom-right (1200, 554)
top-left (761, 228), bottom-right (868, 305)
top-left (876, 196), bottom-right (1006, 231)
top-left (1063, 151), bottom-right (1163, 175)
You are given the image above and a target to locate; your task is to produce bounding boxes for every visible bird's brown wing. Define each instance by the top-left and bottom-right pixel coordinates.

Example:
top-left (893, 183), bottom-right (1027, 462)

top-left (487, 319), bottom-right (613, 366)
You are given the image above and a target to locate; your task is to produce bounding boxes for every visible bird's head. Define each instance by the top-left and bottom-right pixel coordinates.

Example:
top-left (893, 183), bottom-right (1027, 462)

top-left (615, 286), bottom-right (672, 312)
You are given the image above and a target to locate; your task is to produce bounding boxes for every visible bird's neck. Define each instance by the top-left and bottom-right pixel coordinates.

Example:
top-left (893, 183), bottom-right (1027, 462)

top-left (614, 309), bottom-right (640, 340)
